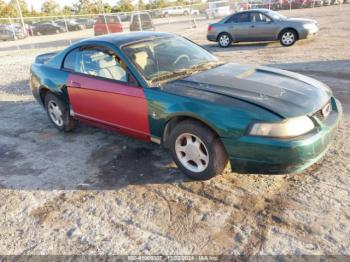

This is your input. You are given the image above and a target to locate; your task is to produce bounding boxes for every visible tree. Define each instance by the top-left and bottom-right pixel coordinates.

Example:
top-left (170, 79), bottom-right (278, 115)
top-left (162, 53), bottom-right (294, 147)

top-left (94, 0), bottom-right (111, 13)
top-left (137, 0), bottom-right (146, 10)
top-left (112, 0), bottom-right (134, 12)
top-left (62, 5), bottom-right (73, 15)
top-left (41, 0), bottom-right (60, 15)
top-left (73, 0), bottom-right (98, 14)
top-left (9, 0), bottom-right (29, 16)
top-left (0, 3), bottom-right (16, 17)
top-left (0, 0), bottom-right (29, 18)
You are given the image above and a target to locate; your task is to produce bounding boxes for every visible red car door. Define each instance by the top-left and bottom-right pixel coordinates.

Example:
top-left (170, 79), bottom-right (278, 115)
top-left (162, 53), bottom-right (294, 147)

top-left (65, 46), bottom-right (150, 141)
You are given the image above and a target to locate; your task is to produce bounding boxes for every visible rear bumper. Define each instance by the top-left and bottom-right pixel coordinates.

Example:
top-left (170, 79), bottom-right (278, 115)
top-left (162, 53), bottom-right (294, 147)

top-left (207, 33), bottom-right (218, 42)
top-left (222, 98), bottom-right (342, 174)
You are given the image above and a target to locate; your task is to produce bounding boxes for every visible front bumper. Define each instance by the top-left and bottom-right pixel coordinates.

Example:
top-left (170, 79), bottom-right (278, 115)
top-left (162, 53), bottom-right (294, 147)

top-left (299, 26), bottom-right (319, 39)
top-left (222, 98), bottom-right (342, 174)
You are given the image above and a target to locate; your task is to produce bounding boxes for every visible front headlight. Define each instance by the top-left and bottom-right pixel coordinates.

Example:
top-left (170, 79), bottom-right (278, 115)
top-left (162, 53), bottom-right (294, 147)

top-left (303, 23), bottom-right (316, 30)
top-left (248, 116), bottom-right (315, 138)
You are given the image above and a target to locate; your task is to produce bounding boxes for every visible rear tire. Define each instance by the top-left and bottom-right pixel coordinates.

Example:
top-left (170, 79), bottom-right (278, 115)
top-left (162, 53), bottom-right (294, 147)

top-left (44, 93), bottom-right (77, 132)
top-left (169, 120), bottom-right (228, 180)
top-left (279, 29), bottom-right (297, 46)
top-left (217, 33), bottom-right (232, 48)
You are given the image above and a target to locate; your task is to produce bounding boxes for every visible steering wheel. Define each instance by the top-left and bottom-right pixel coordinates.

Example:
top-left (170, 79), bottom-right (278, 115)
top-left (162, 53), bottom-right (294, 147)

top-left (173, 54), bottom-right (190, 67)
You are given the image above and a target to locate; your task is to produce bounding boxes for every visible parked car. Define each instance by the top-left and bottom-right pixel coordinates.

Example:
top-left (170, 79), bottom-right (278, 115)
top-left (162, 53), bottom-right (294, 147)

top-left (206, 0), bottom-right (231, 18)
top-left (262, 0), bottom-right (284, 9)
top-left (291, 0), bottom-right (323, 8)
top-left (207, 9), bottom-right (319, 47)
top-left (148, 9), bottom-right (164, 18)
top-left (30, 32), bottom-right (341, 179)
top-left (55, 19), bottom-right (85, 31)
top-left (75, 18), bottom-right (95, 28)
top-left (129, 12), bottom-right (155, 31)
top-left (94, 15), bottom-right (123, 36)
top-left (0, 27), bottom-right (26, 41)
top-left (32, 22), bottom-right (65, 35)
top-left (161, 6), bottom-right (197, 17)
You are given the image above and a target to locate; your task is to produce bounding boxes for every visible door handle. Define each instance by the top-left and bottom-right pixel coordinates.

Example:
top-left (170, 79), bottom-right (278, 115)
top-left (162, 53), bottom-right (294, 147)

top-left (70, 80), bottom-right (81, 88)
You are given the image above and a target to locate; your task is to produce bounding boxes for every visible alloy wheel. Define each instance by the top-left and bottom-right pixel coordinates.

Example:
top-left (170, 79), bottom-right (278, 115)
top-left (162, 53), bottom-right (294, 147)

top-left (282, 32), bottom-right (295, 46)
top-left (175, 133), bottom-right (209, 173)
top-left (48, 100), bottom-right (63, 127)
top-left (219, 34), bottom-right (230, 47)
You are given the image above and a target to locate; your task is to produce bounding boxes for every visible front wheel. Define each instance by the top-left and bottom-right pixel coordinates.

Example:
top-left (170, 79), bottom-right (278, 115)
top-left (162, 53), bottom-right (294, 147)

top-left (279, 30), bottom-right (297, 46)
top-left (218, 33), bottom-right (232, 48)
top-left (169, 120), bottom-right (228, 180)
top-left (44, 93), bottom-right (77, 132)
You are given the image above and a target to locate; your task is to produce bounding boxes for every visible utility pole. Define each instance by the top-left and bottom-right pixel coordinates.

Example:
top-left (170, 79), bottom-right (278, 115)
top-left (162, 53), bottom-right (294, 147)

top-left (15, 0), bottom-right (26, 34)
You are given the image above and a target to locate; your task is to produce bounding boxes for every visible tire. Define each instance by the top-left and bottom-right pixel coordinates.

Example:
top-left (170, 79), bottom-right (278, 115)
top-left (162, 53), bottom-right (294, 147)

top-left (44, 93), bottom-right (77, 132)
top-left (279, 29), bottom-right (297, 46)
top-left (168, 120), bottom-right (228, 180)
top-left (217, 33), bottom-right (232, 48)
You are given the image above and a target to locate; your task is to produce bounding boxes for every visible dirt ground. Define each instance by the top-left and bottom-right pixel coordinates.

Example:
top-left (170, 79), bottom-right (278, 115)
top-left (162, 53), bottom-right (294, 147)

top-left (0, 5), bottom-right (349, 256)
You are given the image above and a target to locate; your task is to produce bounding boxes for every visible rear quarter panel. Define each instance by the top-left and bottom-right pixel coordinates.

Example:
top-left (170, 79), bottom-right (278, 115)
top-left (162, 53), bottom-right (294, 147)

top-left (30, 63), bottom-right (70, 106)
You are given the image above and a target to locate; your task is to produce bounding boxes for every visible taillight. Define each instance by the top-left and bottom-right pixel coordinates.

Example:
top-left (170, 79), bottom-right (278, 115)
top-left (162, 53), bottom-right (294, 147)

top-left (208, 25), bottom-right (212, 32)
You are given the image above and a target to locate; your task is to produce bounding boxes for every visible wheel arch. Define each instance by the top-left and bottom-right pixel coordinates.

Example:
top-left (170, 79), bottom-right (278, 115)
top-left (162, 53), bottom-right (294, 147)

top-left (278, 27), bottom-right (299, 40)
top-left (162, 114), bottom-right (221, 148)
top-left (216, 31), bottom-right (232, 42)
top-left (39, 86), bottom-right (51, 105)
top-left (38, 85), bottom-right (70, 107)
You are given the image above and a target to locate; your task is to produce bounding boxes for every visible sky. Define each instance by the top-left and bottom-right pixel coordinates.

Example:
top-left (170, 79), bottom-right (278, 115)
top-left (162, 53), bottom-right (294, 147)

top-left (5, 0), bottom-right (120, 11)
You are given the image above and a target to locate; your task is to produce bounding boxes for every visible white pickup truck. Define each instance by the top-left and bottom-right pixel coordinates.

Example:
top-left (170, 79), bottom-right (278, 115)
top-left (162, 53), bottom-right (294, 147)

top-left (161, 6), bottom-right (200, 17)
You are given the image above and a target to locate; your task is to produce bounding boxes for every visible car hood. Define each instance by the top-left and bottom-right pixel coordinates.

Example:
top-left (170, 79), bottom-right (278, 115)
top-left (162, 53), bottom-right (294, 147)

top-left (171, 63), bottom-right (332, 118)
top-left (285, 18), bottom-right (317, 24)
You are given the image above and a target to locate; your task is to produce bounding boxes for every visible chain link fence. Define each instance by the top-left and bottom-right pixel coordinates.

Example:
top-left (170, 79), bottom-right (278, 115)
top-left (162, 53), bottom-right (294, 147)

top-left (0, 0), bottom-right (347, 51)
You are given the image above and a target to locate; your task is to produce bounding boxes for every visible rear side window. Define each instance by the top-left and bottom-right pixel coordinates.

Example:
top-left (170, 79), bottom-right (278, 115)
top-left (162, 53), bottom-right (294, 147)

top-left (63, 49), bottom-right (78, 71)
top-left (229, 13), bottom-right (251, 23)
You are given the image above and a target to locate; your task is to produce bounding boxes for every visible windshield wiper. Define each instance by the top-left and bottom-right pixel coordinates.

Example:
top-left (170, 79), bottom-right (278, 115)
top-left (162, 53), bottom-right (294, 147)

top-left (190, 61), bottom-right (224, 71)
top-left (150, 68), bottom-right (193, 83)
top-left (150, 61), bottom-right (224, 83)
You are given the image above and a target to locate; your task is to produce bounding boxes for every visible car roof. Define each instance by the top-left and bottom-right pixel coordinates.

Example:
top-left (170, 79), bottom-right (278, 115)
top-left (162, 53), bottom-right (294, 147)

top-left (236, 8), bottom-right (271, 14)
top-left (78, 31), bottom-right (174, 47)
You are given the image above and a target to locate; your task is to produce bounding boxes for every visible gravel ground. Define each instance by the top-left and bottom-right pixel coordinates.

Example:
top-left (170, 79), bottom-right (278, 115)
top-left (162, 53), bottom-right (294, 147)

top-left (0, 5), bottom-right (349, 256)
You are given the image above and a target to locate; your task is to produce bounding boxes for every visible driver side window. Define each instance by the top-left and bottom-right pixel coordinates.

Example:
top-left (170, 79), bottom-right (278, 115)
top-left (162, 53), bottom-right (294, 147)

top-left (63, 47), bottom-right (128, 83)
top-left (251, 12), bottom-right (271, 23)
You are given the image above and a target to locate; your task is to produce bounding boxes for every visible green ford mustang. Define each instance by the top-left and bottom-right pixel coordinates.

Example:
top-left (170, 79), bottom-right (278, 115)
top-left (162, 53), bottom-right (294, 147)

top-left (30, 32), bottom-right (342, 180)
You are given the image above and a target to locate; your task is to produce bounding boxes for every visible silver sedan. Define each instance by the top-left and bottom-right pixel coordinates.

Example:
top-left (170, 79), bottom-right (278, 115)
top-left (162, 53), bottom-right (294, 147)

top-left (207, 9), bottom-right (318, 47)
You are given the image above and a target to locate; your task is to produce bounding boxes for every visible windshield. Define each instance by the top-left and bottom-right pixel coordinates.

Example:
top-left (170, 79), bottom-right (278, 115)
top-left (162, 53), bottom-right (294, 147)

top-left (266, 10), bottom-right (287, 20)
top-left (122, 36), bottom-right (221, 84)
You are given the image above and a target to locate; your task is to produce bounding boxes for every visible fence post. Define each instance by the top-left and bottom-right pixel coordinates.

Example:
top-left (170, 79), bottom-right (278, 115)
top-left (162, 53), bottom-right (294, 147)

top-left (8, 17), bottom-right (20, 50)
top-left (168, 8), bottom-right (171, 24)
top-left (63, 15), bottom-right (69, 33)
top-left (103, 13), bottom-right (110, 34)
